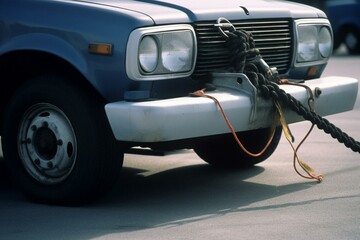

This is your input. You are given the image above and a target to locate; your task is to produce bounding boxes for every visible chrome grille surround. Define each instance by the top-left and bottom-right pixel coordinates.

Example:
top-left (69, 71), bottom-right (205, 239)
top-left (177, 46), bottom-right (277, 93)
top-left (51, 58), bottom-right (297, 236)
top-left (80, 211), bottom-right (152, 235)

top-left (192, 19), bottom-right (293, 77)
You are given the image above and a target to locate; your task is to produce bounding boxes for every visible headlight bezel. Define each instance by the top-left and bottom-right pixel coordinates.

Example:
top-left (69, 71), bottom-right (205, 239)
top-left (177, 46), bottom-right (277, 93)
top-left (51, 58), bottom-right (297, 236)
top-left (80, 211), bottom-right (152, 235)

top-left (294, 19), bottom-right (333, 67)
top-left (126, 25), bottom-right (197, 81)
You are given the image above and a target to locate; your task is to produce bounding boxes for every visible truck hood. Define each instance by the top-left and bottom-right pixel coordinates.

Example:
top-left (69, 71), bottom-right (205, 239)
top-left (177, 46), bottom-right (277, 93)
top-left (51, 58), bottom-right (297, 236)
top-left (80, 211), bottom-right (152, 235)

top-left (75, 0), bottom-right (326, 24)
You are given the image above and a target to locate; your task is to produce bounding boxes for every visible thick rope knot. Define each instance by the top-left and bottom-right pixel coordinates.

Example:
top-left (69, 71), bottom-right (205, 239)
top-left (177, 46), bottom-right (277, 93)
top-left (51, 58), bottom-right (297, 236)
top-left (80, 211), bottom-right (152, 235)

top-left (226, 30), bottom-right (261, 74)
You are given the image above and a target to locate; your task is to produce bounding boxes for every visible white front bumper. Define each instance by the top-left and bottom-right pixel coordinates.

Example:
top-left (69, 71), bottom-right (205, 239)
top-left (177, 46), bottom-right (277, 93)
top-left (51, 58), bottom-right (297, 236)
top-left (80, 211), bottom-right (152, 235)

top-left (105, 76), bottom-right (358, 142)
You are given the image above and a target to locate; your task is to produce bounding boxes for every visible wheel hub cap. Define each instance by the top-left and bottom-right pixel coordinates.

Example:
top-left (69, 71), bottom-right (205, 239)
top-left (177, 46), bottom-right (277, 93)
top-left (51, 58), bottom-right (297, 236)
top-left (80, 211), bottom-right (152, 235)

top-left (18, 104), bottom-right (77, 184)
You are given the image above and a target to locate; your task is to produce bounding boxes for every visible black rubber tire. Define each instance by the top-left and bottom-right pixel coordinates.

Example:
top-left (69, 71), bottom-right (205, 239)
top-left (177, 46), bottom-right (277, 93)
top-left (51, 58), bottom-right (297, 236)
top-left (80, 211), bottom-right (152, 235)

top-left (194, 127), bottom-right (282, 168)
top-left (1, 75), bottom-right (124, 205)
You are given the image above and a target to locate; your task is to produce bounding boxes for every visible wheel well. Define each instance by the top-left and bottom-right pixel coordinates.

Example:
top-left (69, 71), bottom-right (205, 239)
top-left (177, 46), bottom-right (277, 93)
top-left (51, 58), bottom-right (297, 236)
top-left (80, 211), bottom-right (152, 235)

top-left (0, 50), bottom-right (96, 135)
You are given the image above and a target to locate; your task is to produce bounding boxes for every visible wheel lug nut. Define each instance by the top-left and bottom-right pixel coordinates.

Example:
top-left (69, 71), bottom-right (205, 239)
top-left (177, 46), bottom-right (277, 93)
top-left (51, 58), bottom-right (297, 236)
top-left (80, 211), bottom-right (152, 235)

top-left (57, 139), bottom-right (63, 146)
top-left (31, 125), bottom-right (37, 131)
top-left (43, 121), bottom-right (48, 127)
top-left (47, 161), bottom-right (53, 168)
top-left (34, 159), bottom-right (40, 165)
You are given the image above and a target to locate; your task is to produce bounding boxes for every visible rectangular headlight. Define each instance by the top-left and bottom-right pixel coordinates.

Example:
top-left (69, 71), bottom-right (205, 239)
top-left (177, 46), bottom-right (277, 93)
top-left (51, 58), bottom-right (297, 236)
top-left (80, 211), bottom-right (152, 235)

top-left (126, 25), bottom-right (197, 81)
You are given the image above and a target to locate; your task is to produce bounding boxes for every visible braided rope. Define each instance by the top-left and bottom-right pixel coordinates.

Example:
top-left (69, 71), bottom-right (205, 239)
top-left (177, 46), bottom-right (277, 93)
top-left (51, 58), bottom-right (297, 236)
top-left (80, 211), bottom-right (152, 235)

top-left (225, 29), bottom-right (360, 154)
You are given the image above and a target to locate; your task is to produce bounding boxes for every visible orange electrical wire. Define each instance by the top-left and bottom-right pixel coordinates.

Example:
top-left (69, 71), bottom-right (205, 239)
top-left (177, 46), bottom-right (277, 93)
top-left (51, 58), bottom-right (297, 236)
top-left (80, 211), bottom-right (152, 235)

top-left (191, 87), bottom-right (323, 182)
top-left (274, 100), bottom-right (323, 182)
top-left (190, 88), bottom-right (277, 158)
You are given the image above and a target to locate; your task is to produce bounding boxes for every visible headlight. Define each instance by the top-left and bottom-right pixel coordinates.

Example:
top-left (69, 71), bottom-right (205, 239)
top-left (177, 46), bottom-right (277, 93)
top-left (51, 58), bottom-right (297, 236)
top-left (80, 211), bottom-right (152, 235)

top-left (297, 25), bottom-right (318, 62)
top-left (295, 19), bottom-right (333, 65)
top-left (319, 27), bottom-right (332, 58)
top-left (126, 25), bottom-right (197, 81)
top-left (139, 36), bottom-right (158, 73)
top-left (161, 31), bottom-right (194, 72)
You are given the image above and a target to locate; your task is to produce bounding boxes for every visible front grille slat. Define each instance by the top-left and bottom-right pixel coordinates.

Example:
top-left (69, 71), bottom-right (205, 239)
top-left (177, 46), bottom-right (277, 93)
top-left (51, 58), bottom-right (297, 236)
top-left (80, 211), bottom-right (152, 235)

top-left (192, 19), bottom-right (293, 77)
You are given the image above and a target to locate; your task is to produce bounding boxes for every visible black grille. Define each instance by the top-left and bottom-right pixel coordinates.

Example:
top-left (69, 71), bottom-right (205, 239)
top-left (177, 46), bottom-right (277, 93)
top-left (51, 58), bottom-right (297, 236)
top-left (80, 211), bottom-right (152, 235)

top-left (192, 19), bottom-right (293, 77)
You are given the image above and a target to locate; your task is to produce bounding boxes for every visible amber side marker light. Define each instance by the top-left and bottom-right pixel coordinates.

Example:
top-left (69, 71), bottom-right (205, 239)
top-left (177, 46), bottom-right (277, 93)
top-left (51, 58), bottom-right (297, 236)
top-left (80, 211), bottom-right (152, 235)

top-left (307, 66), bottom-right (319, 77)
top-left (88, 43), bottom-right (113, 55)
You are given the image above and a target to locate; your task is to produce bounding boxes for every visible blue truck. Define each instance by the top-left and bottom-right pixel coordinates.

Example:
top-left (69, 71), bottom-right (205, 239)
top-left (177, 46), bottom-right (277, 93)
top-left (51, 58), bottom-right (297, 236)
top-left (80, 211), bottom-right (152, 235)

top-left (0, 0), bottom-right (358, 205)
top-left (326, 0), bottom-right (360, 54)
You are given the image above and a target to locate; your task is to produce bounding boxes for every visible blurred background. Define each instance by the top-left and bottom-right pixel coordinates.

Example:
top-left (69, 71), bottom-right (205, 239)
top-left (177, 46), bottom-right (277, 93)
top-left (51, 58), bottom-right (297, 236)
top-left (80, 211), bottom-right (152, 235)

top-left (288, 0), bottom-right (360, 55)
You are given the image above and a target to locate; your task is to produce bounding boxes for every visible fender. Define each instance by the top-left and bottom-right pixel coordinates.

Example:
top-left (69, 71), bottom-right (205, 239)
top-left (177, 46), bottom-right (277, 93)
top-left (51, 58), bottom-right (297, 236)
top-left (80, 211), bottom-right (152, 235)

top-left (0, 32), bottom-right (127, 101)
top-left (0, 32), bottom-right (88, 81)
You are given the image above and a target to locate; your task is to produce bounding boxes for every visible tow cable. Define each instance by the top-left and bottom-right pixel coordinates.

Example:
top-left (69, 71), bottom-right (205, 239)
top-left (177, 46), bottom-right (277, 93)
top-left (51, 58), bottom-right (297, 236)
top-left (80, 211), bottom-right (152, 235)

top-left (191, 18), bottom-right (360, 182)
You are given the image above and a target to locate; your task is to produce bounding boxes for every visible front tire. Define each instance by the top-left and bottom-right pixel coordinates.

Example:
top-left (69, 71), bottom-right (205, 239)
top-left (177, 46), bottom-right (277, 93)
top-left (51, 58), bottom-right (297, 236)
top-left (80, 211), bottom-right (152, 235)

top-left (194, 127), bottom-right (282, 168)
top-left (2, 75), bottom-right (124, 205)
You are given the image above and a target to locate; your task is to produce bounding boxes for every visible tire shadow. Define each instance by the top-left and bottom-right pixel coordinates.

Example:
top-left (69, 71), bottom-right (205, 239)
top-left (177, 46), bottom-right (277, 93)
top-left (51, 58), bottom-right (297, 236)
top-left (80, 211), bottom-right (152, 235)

top-left (92, 156), bottom-right (315, 233)
top-left (0, 152), bottom-right (316, 240)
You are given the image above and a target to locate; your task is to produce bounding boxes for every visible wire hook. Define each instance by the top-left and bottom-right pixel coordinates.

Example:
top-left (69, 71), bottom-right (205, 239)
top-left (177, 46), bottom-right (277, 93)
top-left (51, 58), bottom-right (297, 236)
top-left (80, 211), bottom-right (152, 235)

top-left (214, 17), bottom-right (236, 39)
